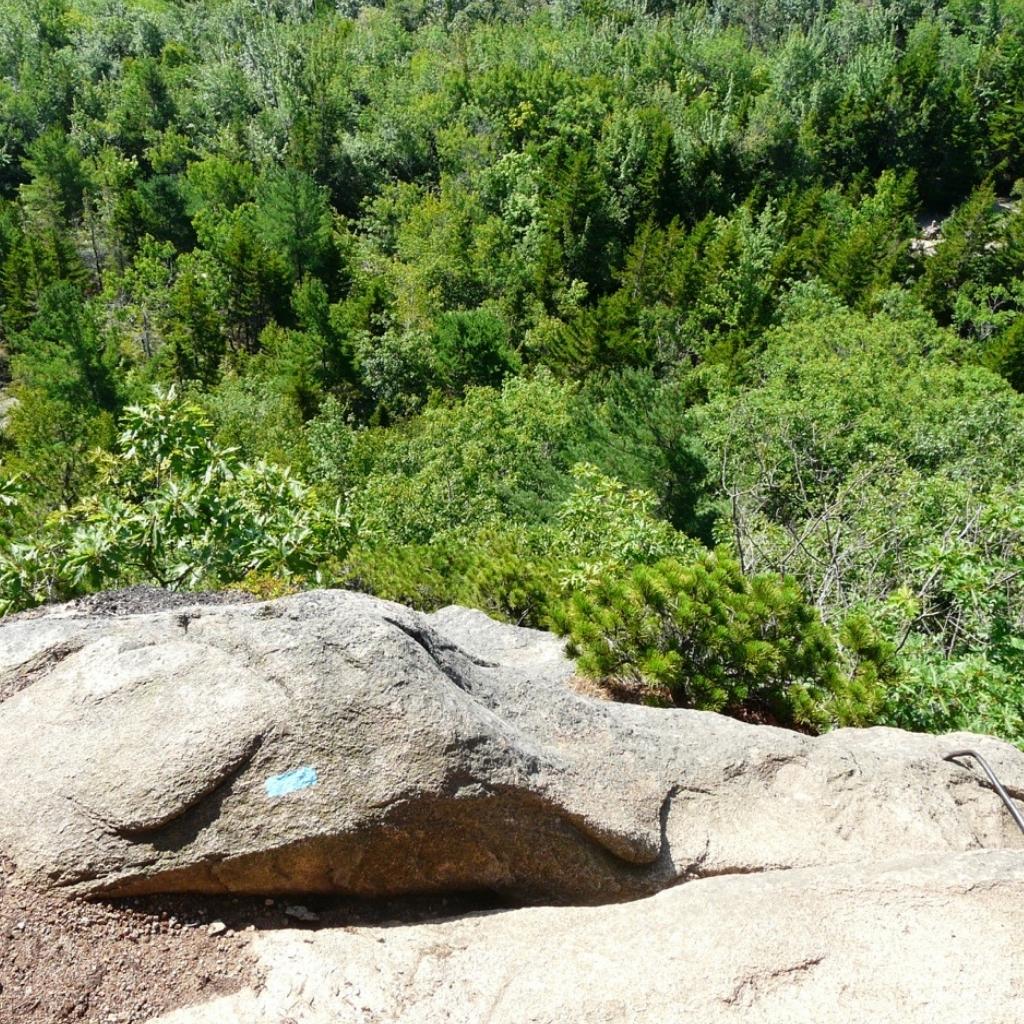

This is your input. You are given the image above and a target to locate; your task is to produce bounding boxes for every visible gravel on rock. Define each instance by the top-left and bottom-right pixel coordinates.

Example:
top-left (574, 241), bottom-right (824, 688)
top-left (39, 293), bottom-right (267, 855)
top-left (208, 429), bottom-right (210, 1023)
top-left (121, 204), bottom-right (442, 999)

top-left (0, 853), bottom-right (497, 1024)
top-left (0, 858), bottom-right (259, 1024)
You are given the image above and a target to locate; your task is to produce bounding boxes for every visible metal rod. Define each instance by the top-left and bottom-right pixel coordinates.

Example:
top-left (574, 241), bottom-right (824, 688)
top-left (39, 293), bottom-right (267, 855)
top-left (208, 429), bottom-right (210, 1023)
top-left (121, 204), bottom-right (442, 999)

top-left (944, 749), bottom-right (1024, 835)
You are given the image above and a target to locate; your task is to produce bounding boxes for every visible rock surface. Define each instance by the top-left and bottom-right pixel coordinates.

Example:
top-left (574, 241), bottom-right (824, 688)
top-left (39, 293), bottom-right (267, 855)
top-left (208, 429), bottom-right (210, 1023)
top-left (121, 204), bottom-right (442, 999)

top-left (150, 849), bottom-right (1024, 1024)
top-left (1, 589), bottom-right (1023, 901)
top-left (0, 387), bottom-right (16, 433)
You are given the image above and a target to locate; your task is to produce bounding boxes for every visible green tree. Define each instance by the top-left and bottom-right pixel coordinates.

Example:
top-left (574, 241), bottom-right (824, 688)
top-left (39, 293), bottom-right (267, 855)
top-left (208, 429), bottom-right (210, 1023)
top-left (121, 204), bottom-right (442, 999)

top-left (254, 169), bottom-right (336, 281)
top-left (431, 308), bottom-right (520, 396)
top-left (9, 282), bottom-right (118, 412)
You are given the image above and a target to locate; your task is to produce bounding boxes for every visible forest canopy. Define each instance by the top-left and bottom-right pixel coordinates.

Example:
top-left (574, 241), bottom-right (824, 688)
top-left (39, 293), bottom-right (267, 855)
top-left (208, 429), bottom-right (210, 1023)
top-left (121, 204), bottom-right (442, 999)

top-left (2, 0), bottom-right (1024, 740)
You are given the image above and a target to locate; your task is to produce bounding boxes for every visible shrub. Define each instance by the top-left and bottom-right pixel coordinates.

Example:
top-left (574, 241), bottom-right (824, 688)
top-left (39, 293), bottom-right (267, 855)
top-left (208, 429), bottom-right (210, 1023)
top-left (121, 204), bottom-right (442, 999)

top-left (431, 309), bottom-right (521, 396)
top-left (550, 551), bottom-right (877, 729)
top-left (0, 389), bottom-right (350, 613)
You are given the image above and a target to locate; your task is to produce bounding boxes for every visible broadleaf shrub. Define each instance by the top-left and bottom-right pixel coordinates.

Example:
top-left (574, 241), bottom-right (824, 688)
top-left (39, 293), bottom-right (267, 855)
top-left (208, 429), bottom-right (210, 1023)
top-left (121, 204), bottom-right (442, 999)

top-left (0, 390), bottom-right (351, 613)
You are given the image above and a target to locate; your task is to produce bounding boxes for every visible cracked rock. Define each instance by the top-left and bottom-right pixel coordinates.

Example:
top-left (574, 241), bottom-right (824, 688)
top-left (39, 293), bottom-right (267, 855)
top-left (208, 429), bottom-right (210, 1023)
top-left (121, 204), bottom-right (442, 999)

top-left (151, 850), bottom-right (1024, 1024)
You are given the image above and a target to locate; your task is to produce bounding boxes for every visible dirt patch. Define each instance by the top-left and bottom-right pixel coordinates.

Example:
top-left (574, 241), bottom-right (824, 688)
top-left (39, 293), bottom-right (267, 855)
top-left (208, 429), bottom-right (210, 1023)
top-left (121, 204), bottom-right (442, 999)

top-left (0, 862), bottom-right (259, 1024)
top-left (0, 855), bottom-right (503, 1024)
top-left (566, 673), bottom-right (658, 705)
top-left (65, 587), bottom-right (258, 617)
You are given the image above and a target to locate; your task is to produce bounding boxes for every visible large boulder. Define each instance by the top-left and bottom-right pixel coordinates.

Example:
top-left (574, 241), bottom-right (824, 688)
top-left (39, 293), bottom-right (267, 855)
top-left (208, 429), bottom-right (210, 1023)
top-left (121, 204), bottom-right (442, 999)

top-left (1, 588), bottom-right (1023, 900)
top-left (150, 849), bottom-right (1024, 1024)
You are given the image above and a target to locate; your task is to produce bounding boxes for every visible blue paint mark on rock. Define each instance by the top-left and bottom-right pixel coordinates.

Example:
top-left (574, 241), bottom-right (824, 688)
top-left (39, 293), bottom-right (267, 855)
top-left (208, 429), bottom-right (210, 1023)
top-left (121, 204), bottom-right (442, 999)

top-left (265, 766), bottom-right (318, 798)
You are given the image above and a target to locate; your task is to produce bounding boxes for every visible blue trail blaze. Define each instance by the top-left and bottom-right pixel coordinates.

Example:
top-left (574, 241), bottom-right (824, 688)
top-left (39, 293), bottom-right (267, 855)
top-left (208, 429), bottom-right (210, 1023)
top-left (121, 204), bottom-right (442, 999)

top-left (265, 765), bottom-right (318, 798)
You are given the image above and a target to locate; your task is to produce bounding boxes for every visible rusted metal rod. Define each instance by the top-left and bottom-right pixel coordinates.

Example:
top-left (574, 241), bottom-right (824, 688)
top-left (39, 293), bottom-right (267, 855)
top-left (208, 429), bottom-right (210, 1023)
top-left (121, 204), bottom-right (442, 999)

top-left (944, 749), bottom-right (1024, 835)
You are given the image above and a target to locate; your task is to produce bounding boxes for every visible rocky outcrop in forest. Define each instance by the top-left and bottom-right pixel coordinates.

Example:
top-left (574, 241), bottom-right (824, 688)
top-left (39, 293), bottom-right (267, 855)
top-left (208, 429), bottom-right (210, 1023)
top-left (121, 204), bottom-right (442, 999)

top-left (2, 588), bottom-right (1023, 1022)
top-left (2, 588), bottom-right (1023, 900)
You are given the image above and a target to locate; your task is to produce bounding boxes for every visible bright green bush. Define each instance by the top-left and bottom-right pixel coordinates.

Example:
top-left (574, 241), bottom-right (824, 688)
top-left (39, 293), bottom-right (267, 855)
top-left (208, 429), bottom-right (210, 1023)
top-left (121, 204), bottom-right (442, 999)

top-left (697, 308), bottom-right (1024, 739)
top-left (0, 389), bottom-right (350, 613)
top-left (882, 642), bottom-right (1024, 744)
top-left (339, 465), bottom-right (698, 629)
top-left (340, 525), bottom-right (558, 627)
top-left (327, 372), bottom-right (583, 545)
top-left (552, 463), bottom-right (697, 588)
top-left (550, 552), bottom-right (880, 729)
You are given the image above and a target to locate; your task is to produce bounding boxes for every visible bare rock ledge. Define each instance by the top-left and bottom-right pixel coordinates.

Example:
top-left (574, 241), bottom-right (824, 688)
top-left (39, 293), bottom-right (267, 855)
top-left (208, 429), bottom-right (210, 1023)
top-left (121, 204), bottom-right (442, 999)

top-left (1, 588), bottom-right (1022, 901)
top-left (149, 849), bottom-right (1024, 1024)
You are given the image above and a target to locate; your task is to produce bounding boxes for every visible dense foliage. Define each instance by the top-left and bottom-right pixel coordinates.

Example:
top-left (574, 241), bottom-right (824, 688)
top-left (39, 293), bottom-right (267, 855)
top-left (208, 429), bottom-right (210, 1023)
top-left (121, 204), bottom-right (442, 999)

top-left (2, 0), bottom-right (1024, 739)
